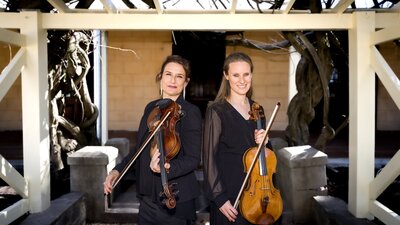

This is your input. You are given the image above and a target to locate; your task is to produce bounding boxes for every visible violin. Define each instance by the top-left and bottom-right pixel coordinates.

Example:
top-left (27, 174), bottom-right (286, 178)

top-left (234, 102), bottom-right (283, 224)
top-left (147, 98), bottom-right (181, 209)
top-left (107, 99), bottom-right (181, 200)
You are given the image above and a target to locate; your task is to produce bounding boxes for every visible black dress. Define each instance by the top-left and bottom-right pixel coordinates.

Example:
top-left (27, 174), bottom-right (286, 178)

top-left (114, 95), bottom-right (202, 223)
top-left (203, 99), bottom-right (272, 225)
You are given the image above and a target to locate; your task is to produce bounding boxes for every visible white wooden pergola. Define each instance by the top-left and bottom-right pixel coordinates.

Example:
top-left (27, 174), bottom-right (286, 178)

top-left (0, 0), bottom-right (399, 224)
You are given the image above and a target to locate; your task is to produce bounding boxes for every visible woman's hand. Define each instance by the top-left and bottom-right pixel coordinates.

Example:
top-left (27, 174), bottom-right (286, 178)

top-left (254, 129), bottom-right (269, 146)
top-left (150, 150), bottom-right (170, 173)
top-left (219, 200), bottom-right (238, 222)
top-left (103, 170), bottom-right (119, 195)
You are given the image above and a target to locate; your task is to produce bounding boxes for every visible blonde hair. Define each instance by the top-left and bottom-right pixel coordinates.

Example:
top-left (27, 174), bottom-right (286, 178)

top-left (214, 52), bottom-right (253, 103)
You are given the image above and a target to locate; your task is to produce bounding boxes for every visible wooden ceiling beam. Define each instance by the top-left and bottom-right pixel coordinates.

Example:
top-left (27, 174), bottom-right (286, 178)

top-left (283, 0), bottom-right (297, 14)
top-left (332, 0), bottom-right (355, 14)
top-left (47, 0), bottom-right (72, 13)
top-left (39, 12), bottom-right (353, 30)
top-left (153, 0), bottom-right (163, 14)
top-left (99, 0), bottom-right (118, 13)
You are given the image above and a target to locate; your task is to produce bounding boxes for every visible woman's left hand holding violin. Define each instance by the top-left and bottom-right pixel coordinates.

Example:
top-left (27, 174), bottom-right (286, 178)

top-left (150, 148), bottom-right (171, 173)
top-left (254, 129), bottom-right (269, 146)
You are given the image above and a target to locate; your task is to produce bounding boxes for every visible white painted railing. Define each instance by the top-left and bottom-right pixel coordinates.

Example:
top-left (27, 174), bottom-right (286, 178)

top-left (0, 28), bottom-right (28, 224)
top-left (369, 46), bottom-right (400, 224)
top-left (0, 155), bottom-right (29, 224)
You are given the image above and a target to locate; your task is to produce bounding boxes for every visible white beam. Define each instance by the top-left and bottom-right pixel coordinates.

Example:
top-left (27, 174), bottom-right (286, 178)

top-left (0, 13), bottom-right (28, 29)
top-left (0, 12), bottom-right (398, 30)
top-left (288, 46), bottom-right (300, 102)
top-left (375, 13), bottom-right (400, 29)
top-left (20, 11), bottom-right (50, 213)
top-left (94, 30), bottom-right (109, 145)
top-left (153, 0), bottom-right (163, 14)
top-left (283, 0), bottom-right (297, 14)
top-left (99, 0), bottom-right (118, 14)
top-left (370, 25), bottom-right (400, 45)
top-left (40, 13), bottom-right (353, 30)
top-left (0, 48), bottom-right (25, 102)
top-left (0, 29), bottom-right (26, 46)
top-left (230, 0), bottom-right (238, 14)
top-left (371, 47), bottom-right (400, 109)
top-left (0, 199), bottom-right (29, 225)
top-left (0, 155), bottom-right (28, 198)
top-left (47, 0), bottom-right (72, 13)
top-left (332, 0), bottom-right (355, 14)
top-left (348, 11), bottom-right (375, 219)
top-left (370, 149), bottom-right (400, 199)
top-left (370, 200), bottom-right (400, 225)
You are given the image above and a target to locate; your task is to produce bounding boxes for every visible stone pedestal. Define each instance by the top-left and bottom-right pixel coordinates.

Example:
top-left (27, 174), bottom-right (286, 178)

top-left (105, 138), bottom-right (130, 164)
top-left (276, 145), bottom-right (328, 223)
top-left (67, 146), bottom-right (118, 222)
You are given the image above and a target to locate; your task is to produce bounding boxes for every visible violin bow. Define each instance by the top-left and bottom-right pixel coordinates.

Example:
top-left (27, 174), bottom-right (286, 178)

top-left (111, 110), bottom-right (172, 190)
top-left (233, 102), bottom-right (281, 209)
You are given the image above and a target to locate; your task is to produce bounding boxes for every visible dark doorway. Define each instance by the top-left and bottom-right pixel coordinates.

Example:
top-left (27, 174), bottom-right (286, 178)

top-left (172, 31), bottom-right (226, 117)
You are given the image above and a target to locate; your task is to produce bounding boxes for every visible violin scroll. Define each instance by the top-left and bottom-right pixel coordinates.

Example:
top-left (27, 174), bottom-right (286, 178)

top-left (160, 183), bottom-right (179, 209)
top-left (249, 102), bottom-right (265, 122)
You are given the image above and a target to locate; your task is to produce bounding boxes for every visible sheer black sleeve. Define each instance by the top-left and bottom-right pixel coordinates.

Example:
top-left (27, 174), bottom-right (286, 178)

top-left (202, 105), bottom-right (229, 207)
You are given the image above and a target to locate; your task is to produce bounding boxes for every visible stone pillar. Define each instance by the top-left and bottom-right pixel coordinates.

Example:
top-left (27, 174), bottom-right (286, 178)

top-left (105, 138), bottom-right (134, 181)
top-left (105, 138), bottom-right (130, 164)
top-left (276, 145), bottom-right (328, 223)
top-left (67, 146), bottom-right (118, 222)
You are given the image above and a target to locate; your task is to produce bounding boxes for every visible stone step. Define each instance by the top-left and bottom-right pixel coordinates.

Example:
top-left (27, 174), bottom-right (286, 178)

top-left (105, 185), bottom-right (295, 224)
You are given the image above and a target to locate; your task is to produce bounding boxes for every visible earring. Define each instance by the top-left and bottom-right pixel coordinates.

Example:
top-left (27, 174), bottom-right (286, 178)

top-left (160, 85), bottom-right (163, 97)
top-left (183, 88), bottom-right (186, 100)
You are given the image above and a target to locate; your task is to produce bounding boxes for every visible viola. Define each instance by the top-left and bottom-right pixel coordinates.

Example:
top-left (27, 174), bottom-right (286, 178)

top-left (234, 102), bottom-right (283, 224)
top-left (147, 98), bottom-right (182, 209)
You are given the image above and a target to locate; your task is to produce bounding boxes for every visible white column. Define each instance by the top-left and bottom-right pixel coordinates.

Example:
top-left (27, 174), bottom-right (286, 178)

top-left (288, 46), bottom-right (300, 102)
top-left (20, 11), bottom-right (50, 212)
top-left (94, 30), bottom-right (108, 145)
top-left (348, 11), bottom-right (375, 219)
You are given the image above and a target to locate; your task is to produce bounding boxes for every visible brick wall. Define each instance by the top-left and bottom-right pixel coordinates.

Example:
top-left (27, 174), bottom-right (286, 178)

top-left (0, 44), bottom-right (22, 130)
top-left (107, 31), bottom-right (289, 131)
top-left (226, 31), bottom-right (289, 130)
top-left (107, 31), bottom-right (171, 130)
top-left (0, 32), bottom-right (398, 132)
top-left (376, 42), bottom-right (400, 130)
